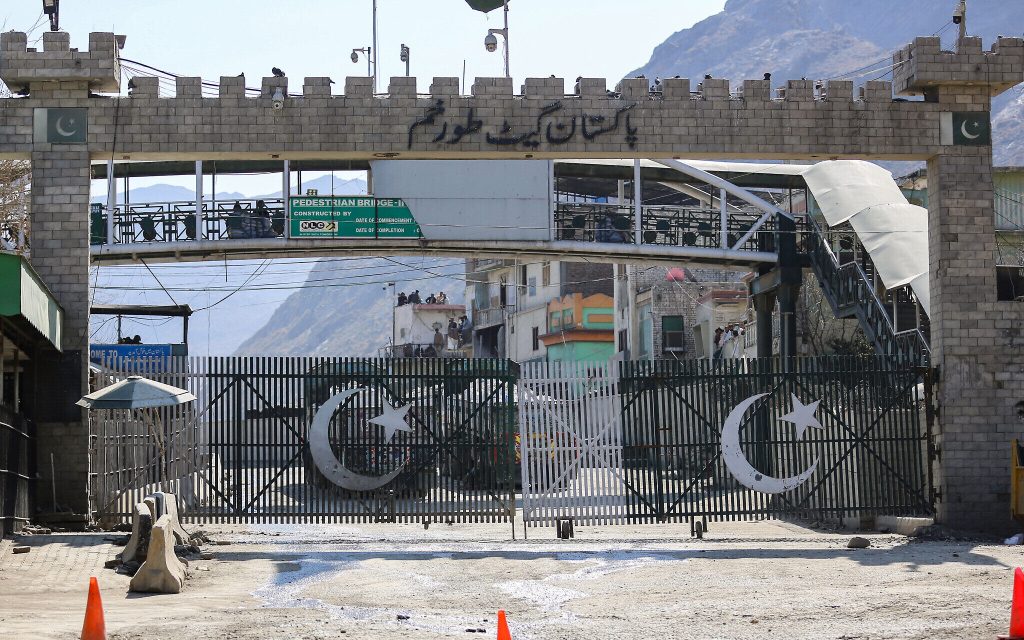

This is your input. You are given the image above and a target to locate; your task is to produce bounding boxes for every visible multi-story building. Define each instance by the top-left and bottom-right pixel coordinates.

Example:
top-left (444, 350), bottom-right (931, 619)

top-left (466, 258), bottom-right (613, 362)
top-left (614, 265), bottom-right (748, 361)
top-left (540, 293), bottom-right (615, 363)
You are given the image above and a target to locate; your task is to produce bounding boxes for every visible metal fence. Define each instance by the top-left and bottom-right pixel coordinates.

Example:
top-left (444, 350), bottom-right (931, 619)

top-left (90, 358), bottom-right (198, 525)
top-left (0, 404), bottom-right (34, 537)
top-left (90, 198), bottom-right (287, 245)
top-left (92, 356), bottom-right (517, 525)
top-left (518, 357), bottom-right (931, 526)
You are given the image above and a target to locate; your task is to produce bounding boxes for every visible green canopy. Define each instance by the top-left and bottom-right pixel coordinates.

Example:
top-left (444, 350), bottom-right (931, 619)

top-left (465, 0), bottom-right (507, 12)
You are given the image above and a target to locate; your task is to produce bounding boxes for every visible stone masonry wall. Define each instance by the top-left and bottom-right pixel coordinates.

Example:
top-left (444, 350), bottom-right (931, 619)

top-left (0, 33), bottom-right (1022, 162)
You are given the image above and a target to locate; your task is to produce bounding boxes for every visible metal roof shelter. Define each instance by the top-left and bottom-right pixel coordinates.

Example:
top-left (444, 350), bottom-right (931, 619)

top-left (89, 304), bottom-right (193, 348)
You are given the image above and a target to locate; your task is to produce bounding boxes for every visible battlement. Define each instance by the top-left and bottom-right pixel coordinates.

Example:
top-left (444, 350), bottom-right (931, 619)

top-left (122, 73), bottom-right (896, 104)
top-left (0, 31), bottom-right (121, 93)
top-left (893, 36), bottom-right (1024, 97)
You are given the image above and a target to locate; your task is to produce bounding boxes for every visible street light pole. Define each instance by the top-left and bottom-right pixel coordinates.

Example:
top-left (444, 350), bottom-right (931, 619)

top-left (503, 0), bottom-right (510, 79)
top-left (372, 0), bottom-right (379, 92)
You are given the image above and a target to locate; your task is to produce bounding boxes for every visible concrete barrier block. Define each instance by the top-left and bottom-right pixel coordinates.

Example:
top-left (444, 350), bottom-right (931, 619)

top-left (877, 515), bottom-right (935, 536)
top-left (129, 514), bottom-right (187, 594)
top-left (147, 491), bottom-right (190, 545)
top-left (121, 501), bottom-right (153, 563)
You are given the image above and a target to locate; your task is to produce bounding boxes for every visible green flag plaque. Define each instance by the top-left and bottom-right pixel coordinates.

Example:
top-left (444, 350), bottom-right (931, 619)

top-left (288, 197), bottom-right (421, 239)
top-left (941, 112), bottom-right (992, 146)
top-left (33, 107), bottom-right (88, 144)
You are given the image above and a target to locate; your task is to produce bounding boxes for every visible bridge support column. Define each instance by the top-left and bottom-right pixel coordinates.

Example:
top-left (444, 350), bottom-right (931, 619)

top-left (195, 160), bottom-right (203, 239)
top-left (754, 293), bottom-right (775, 359)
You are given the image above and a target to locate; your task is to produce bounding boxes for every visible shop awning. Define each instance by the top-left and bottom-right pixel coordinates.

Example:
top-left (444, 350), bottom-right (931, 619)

top-left (0, 253), bottom-right (64, 351)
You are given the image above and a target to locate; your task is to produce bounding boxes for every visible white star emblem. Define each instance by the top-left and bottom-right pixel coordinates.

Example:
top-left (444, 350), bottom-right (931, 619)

top-left (368, 403), bottom-right (413, 442)
top-left (778, 394), bottom-right (824, 440)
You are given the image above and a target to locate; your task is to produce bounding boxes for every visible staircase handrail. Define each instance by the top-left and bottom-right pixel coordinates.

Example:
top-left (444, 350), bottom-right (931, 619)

top-left (805, 214), bottom-right (930, 362)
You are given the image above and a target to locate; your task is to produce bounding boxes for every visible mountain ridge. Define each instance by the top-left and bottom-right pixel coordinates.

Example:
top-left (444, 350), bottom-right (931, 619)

top-left (631, 0), bottom-right (1024, 164)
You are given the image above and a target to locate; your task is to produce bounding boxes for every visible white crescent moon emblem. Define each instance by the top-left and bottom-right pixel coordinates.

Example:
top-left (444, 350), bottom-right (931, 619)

top-left (309, 388), bottom-right (405, 492)
top-left (55, 116), bottom-right (77, 138)
top-left (720, 393), bottom-right (819, 494)
top-left (961, 120), bottom-right (980, 140)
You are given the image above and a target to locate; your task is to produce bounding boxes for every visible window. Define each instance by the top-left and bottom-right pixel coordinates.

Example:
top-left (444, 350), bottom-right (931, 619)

top-left (550, 312), bottom-right (561, 331)
top-left (520, 265), bottom-right (528, 292)
top-left (663, 316), bottom-right (685, 351)
top-left (618, 329), bottom-right (628, 353)
top-left (997, 265), bottom-right (1024, 301)
top-left (542, 261), bottom-right (551, 287)
top-left (563, 309), bottom-right (574, 328)
top-left (528, 276), bottom-right (537, 297)
top-left (532, 326), bottom-right (540, 351)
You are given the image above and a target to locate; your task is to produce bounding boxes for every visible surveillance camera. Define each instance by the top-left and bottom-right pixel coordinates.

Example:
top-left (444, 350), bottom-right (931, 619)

top-left (271, 87), bottom-right (285, 111)
top-left (351, 51), bottom-right (359, 64)
top-left (484, 33), bottom-right (498, 53)
top-left (953, 1), bottom-right (965, 23)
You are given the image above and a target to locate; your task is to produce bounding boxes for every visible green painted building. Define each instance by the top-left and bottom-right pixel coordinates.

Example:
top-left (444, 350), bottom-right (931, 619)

top-left (540, 293), bottom-right (615, 363)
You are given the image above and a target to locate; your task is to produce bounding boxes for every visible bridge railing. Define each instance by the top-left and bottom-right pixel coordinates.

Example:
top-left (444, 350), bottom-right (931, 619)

top-left (553, 202), bottom-right (782, 251)
top-left (90, 197), bottom-right (789, 254)
top-left (91, 198), bottom-right (286, 245)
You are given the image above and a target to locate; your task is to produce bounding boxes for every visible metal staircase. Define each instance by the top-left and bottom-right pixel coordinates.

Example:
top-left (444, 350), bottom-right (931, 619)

top-left (805, 215), bottom-right (930, 365)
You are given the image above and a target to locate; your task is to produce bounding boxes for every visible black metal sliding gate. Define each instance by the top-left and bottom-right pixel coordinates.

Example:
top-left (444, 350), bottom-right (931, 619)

top-left (0, 405), bottom-right (34, 537)
top-left (93, 357), bottom-right (517, 524)
top-left (617, 356), bottom-right (933, 523)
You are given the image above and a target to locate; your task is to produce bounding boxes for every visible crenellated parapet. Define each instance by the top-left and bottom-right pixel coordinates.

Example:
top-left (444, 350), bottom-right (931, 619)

top-left (0, 31), bottom-right (120, 93)
top-left (893, 36), bottom-right (1024, 98)
top-left (117, 73), bottom-right (897, 103)
top-left (0, 30), bottom-right (1021, 160)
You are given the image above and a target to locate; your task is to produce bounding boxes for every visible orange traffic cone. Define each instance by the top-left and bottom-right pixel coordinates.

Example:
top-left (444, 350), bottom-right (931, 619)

top-left (81, 577), bottom-right (106, 640)
top-left (999, 567), bottom-right (1024, 640)
top-left (497, 609), bottom-right (511, 640)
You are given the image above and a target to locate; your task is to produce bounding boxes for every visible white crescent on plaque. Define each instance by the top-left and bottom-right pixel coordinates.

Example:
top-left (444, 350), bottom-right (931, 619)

top-left (308, 388), bottom-right (413, 492)
top-left (960, 120), bottom-right (981, 140)
top-left (720, 393), bottom-right (825, 494)
top-left (55, 116), bottom-right (78, 138)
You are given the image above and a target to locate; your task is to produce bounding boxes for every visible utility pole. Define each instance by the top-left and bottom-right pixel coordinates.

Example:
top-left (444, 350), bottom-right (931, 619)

top-left (955, 0), bottom-right (968, 49)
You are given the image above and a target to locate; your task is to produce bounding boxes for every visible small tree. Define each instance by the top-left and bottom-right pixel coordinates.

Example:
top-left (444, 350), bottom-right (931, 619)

top-left (0, 160), bottom-right (30, 253)
top-left (0, 82), bottom-right (30, 253)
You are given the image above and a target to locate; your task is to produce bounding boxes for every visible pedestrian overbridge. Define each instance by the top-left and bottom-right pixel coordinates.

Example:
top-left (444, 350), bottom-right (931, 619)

top-left (88, 158), bottom-right (802, 267)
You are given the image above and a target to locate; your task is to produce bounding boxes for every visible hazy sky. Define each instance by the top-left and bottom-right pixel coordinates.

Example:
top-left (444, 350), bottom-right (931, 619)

top-left (3, 1), bottom-right (730, 352)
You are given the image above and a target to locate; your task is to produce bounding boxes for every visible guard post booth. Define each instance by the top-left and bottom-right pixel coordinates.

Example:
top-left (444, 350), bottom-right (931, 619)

top-left (0, 253), bottom-right (64, 535)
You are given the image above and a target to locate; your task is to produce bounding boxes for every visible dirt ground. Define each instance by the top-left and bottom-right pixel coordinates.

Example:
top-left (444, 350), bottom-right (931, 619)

top-left (0, 518), bottom-right (1021, 640)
